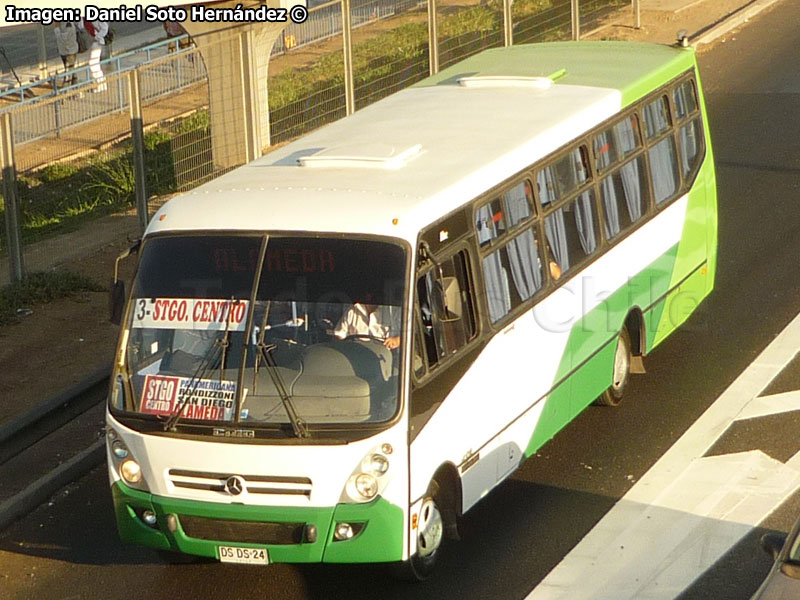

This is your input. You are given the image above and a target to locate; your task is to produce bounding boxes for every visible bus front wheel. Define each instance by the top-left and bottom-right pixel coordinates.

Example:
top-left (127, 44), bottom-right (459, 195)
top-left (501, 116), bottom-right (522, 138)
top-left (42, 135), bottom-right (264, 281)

top-left (393, 490), bottom-right (444, 581)
top-left (596, 328), bottom-right (631, 407)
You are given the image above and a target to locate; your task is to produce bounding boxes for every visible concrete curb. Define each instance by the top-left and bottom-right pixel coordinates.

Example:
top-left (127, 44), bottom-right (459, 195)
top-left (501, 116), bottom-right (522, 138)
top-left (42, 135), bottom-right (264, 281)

top-left (0, 440), bottom-right (105, 531)
top-left (0, 364), bottom-right (110, 445)
top-left (692, 0), bottom-right (784, 46)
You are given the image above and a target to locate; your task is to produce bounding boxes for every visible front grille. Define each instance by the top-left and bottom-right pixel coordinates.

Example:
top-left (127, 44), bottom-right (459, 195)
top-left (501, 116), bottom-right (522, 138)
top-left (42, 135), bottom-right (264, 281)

top-left (167, 469), bottom-right (312, 498)
top-left (179, 515), bottom-right (306, 545)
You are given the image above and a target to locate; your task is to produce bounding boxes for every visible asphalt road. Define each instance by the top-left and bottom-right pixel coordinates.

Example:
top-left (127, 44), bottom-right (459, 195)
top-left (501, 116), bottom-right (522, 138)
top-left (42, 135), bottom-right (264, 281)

top-left (2, 2), bottom-right (800, 598)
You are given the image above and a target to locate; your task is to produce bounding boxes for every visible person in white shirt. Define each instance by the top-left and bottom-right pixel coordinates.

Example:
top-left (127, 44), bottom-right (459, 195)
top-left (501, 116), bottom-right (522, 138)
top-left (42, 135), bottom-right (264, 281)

top-left (334, 302), bottom-right (401, 349)
top-left (78, 19), bottom-right (109, 91)
top-left (52, 22), bottom-right (79, 86)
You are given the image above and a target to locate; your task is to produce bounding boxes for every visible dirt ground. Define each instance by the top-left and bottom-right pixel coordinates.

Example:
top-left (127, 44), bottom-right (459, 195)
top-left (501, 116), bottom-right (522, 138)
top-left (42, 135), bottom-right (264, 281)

top-left (0, 0), bottom-right (766, 428)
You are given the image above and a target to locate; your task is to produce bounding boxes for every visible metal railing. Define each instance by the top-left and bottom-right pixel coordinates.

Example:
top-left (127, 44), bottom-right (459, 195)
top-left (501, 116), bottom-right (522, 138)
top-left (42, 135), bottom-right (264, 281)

top-left (3, 37), bottom-right (204, 146)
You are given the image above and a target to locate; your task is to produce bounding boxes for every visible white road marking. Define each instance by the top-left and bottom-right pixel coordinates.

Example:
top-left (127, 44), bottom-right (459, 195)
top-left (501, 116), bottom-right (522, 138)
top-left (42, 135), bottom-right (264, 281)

top-left (527, 310), bottom-right (800, 600)
top-left (735, 390), bottom-right (800, 421)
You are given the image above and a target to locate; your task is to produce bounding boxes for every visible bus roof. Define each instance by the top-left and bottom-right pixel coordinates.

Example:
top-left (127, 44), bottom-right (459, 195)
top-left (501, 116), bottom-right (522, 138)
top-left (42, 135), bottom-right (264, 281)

top-left (149, 41), bottom-right (696, 243)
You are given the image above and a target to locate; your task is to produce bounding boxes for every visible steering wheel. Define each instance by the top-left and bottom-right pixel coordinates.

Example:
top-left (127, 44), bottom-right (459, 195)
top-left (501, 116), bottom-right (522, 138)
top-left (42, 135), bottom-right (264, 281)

top-left (343, 334), bottom-right (384, 343)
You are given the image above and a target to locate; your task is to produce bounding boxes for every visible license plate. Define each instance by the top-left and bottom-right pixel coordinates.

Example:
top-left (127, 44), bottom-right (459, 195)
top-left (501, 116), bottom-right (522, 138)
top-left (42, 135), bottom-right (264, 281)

top-left (218, 546), bottom-right (269, 565)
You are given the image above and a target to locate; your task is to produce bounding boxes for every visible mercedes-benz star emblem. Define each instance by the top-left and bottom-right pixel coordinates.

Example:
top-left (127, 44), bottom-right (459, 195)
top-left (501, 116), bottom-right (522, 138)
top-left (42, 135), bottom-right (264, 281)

top-left (225, 475), bottom-right (245, 496)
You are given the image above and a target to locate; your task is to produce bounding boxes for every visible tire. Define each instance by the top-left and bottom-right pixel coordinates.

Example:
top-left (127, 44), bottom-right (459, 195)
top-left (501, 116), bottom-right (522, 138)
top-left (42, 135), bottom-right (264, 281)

top-left (392, 490), bottom-right (445, 581)
top-left (596, 328), bottom-right (631, 407)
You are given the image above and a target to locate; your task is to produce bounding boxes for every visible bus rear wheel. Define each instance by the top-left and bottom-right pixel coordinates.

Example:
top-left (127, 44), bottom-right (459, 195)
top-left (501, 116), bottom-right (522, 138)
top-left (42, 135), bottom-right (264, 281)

top-left (596, 328), bottom-right (631, 407)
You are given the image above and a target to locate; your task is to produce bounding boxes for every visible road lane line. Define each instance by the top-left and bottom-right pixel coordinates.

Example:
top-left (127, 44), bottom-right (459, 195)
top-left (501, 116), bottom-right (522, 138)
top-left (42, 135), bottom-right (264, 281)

top-left (527, 310), bottom-right (800, 599)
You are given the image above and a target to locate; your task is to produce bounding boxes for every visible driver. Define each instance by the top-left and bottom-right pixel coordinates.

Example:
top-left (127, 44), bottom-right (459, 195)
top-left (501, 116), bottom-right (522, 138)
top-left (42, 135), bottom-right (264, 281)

top-left (334, 297), bottom-right (401, 349)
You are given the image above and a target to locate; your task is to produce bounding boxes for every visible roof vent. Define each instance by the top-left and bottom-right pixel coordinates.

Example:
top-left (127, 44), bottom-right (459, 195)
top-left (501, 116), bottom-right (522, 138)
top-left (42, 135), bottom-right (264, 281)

top-left (298, 143), bottom-right (422, 169)
top-left (457, 69), bottom-right (566, 90)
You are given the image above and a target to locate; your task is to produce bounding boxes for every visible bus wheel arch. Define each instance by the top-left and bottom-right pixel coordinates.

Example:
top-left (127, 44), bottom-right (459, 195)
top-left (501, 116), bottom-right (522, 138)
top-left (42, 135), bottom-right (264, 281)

top-left (625, 308), bottom-right (646, 358)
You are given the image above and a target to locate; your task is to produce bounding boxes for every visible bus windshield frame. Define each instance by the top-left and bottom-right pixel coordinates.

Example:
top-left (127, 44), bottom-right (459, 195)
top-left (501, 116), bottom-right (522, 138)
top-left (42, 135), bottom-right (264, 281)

top-left (110, 231), bottom-right (410, 442)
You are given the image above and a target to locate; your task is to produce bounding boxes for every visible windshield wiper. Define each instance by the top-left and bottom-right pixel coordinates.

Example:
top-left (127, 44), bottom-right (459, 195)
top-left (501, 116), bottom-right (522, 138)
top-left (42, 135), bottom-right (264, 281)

top-left (258, 342), bottom-right (309, 438)
top-left (162, 338), bottom-right (223, 431)
top-left (163, 300), bottom-right (237, 432)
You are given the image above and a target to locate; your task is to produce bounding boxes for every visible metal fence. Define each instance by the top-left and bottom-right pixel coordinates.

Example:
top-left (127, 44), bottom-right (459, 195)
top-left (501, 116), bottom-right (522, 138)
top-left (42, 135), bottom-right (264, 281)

top-left (1, 0), bottom-right (640, 285)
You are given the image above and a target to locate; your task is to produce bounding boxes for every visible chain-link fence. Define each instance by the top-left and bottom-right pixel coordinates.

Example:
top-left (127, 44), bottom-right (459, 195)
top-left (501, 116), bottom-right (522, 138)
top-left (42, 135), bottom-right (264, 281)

top-left (2, 0), bottom-right (639, 285)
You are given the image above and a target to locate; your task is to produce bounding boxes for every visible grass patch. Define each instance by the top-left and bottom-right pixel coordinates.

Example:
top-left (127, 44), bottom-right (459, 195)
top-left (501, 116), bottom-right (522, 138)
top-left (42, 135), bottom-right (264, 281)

top-left (0, 270), bottom-right (105, 327)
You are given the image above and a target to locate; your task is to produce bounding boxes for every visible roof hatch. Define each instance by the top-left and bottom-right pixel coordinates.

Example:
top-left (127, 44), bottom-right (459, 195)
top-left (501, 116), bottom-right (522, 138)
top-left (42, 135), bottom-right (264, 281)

top-left (457, 68), bottom-right (567, 90)
top-left (298, 143), bottom-right (422, 169)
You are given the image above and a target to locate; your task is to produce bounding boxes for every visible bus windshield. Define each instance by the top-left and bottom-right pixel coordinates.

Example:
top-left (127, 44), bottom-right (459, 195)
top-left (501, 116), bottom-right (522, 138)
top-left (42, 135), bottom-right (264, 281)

top-left (116, 234), bottom-right (407, 433)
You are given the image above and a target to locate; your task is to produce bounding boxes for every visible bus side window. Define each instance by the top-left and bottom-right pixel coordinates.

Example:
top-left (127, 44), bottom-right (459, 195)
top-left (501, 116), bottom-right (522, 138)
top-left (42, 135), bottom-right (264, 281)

top-left (594, 115), bottom-right (649, 240)
top-left (643, 95), bottom-right (680, 205)
top-left (416, 250), bottom-right (476, 370)
top-left (673, 79), bottom-right (705, 181)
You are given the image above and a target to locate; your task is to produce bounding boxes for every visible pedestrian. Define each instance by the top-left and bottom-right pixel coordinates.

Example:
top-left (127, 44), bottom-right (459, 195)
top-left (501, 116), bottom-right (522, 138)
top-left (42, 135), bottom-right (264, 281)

top-left (78, 18), bottom-right (109, 92)
top-left (163, 20), bottom-right (191, 53)
top-left (52, 21), bottom-right (78, 87)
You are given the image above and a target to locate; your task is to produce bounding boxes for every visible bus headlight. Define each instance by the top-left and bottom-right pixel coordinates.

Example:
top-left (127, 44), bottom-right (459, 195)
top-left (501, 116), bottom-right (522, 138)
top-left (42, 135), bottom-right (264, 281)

top-left (355, 473), bottom-right (378, 500)
top-left (120, 459), bottom-right (143, 484)
top-left (111, 440), bottom-right (129, 459)
top-left (341, 443), bottom-right (393, 503)
top-left (107, 427), bottom-right (149, 491)
top-left (369, 454), bottom-right (389, 475)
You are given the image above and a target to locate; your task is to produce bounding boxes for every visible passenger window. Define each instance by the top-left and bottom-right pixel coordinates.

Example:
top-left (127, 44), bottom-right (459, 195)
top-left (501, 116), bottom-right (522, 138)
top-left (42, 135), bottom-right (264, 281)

top-left (678, 118), bottom-right (704, 178)
top-left (643, 96), bottom-right (671, 139)
top-left (481, 228), bottom-right (543, 323)
top-left (599, 155), bottom-right (649, 239)
top-left (476, 181), bottom-right (542, 323)
top-left (673, 80), bottom-right (698, 120)
top-left (536, 147), bottom-right (590, 205)
top-left (593, 115), bottom-right (641, 172)
top-left (543, 191), bottom-right (598, 275)
top-left (416, 250), bottom-right (476, 369)
top-left (648, 137), bottom-right (680, 204)
top-left (476, 198), bottom-right (506, 247)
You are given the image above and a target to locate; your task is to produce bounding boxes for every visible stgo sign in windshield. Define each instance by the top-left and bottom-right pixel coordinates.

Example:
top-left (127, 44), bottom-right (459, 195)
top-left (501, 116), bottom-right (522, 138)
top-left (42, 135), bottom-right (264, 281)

top-left (131, 298), bottom-right (249, 331)
top-left (141, 375), bottom-right (236, 421)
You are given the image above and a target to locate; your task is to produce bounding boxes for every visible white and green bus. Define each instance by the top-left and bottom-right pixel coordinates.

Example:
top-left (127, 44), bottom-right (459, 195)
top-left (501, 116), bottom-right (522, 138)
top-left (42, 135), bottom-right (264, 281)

top-left (107, 40), bottom-right (716, 578)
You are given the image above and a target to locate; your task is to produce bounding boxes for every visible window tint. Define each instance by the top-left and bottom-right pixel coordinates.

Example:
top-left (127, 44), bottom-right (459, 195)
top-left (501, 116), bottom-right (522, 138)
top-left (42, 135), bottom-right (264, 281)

top-left (543, 191), bottom-right (598, 275)
top-left (599, 155), bottom-right (649, 239)
top-left (648, 137), bottom-right (680, 204)
top-left (417, 251), bottom-right (476, 369)
top-left (643, 96), bottom-right (671, 139)
top-left (593, 115), bottom-right (641, 172)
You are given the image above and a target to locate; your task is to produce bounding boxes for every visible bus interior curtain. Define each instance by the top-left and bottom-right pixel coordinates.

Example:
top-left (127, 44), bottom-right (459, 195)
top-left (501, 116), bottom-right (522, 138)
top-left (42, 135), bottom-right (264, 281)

top-left (616, 118), bottom-right (643, 222)
top-left (573, 193), bottom-right (597, 255)
top-left (596, 130), bottom-right (621, 238)
top-left (503, 186), bottom-right (542, 298)
top-left (506, 229), bottom-right (542, 300)
top-left (477, 204), bottom-right (510, 323)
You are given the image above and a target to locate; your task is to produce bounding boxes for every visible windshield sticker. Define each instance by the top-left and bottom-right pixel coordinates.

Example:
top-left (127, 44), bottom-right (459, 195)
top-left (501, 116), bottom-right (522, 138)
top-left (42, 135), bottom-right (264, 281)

top-left (141, 375), bottom-right (236, 421)
top-left (131, 298), bottom-right (249, 331)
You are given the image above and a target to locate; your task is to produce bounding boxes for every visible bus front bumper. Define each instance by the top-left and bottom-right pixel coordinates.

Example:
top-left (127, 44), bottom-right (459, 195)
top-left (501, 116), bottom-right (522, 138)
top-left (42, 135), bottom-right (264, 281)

top-left (111, 482), bottom-right (404, 564)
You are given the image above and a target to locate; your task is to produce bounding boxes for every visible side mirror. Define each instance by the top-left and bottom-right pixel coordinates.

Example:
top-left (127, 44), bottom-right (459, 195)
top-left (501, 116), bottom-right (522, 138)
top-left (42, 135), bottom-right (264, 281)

top-left (109, 239), bottom-right (141, 325)
top-left (109, 279), bottom-right (126, 325)
top-left (761, 532), bottom-right (788, 560)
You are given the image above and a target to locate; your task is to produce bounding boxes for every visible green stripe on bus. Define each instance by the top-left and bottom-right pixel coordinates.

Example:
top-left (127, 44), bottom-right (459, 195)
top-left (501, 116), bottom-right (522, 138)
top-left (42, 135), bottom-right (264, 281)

top-left (524, 244), bottom-right (681, 456)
